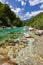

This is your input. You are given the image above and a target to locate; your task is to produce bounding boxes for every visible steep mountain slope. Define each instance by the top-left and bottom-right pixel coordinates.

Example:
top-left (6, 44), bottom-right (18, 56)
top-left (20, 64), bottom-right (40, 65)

top-left (25, 13), bottom-right (43, 29)
top-left (0, 2), bottom-right (23, 27)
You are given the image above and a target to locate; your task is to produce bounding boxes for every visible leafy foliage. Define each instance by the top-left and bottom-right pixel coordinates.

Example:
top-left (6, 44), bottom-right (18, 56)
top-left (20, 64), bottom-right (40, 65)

top-left (25, 13), bottom-right (43, 29)
top-left (0, 2), bottom-right (23, 27)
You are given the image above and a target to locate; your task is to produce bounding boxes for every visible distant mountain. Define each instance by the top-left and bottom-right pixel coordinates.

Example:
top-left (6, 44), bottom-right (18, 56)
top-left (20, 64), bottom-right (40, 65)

top-left (23, 19), bottom-right (30, 22)
top-left (0, 2), bottom-right (23, 27)
top-left (25, 12), bottom-right (43, 29)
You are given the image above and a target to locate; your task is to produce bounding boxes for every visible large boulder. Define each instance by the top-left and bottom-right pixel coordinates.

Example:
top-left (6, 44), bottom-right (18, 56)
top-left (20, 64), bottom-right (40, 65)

top-left (24, 33), bottom-right (33, 38)
top-left (29, 27), bottom-right (34, 31)
top-left (35, 30), bottom-right (43, 36)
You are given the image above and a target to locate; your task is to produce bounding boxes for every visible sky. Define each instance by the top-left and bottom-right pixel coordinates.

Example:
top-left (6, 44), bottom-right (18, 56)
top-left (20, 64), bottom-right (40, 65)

top-left (0, 0), bottom-right (43, 20)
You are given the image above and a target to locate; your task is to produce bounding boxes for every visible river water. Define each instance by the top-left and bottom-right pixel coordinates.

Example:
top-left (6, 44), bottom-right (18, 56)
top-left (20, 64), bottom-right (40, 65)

top-left (0, 27), bottom-right (32, 43)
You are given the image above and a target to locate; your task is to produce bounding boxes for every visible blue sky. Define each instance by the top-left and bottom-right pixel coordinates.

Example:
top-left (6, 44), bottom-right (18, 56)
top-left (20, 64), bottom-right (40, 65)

top-left (0, 0), bottom-right (43, 20)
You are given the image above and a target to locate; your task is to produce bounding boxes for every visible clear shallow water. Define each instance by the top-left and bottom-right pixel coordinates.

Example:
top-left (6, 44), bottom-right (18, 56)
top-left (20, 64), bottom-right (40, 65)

top-left (0, 27), bottom-right (32, 43)
top-left (0, 27), bottom-right (23, 34)
top-left (0, 27), bottom-right (23, 43)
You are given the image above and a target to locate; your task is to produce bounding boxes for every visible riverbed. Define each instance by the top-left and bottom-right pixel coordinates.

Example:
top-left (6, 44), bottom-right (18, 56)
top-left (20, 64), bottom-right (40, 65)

top-left (0, 27), bottom-right (43, 65)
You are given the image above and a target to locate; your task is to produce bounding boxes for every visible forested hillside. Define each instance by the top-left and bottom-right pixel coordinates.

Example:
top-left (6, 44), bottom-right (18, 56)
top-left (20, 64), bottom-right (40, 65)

top-left (0, 2), bottom-right (23, 27)
top-left (25, 13), bottom-right (43, 29)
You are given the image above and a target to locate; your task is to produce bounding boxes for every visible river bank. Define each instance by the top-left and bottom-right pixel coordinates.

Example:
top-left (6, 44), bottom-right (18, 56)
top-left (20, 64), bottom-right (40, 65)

top-left (0, 27), bottom-right (43, 65)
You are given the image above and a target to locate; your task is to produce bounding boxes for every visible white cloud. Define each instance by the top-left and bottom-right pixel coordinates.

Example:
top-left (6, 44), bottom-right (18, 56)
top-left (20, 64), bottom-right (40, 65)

top-left (11, 7), bottom-right (24, 16)
top-left (21, 1), bottom-right (26, 6)
top-left (6, 1), bottom-right (9, 4)
top-left (0, 0), bottom-right (6, 3)
top-left (17, 0), bottom-right (26, 6)
top-left (10, 5), bottom-right (13, 9)
top-left (29, 0), bottom-right (43, 6)
top-left (20, 10), bottom-right (43, 20)
top-left (0, 0), bottom-right (9, 4)
top-left (40, 4), bottom-right (43, 9)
